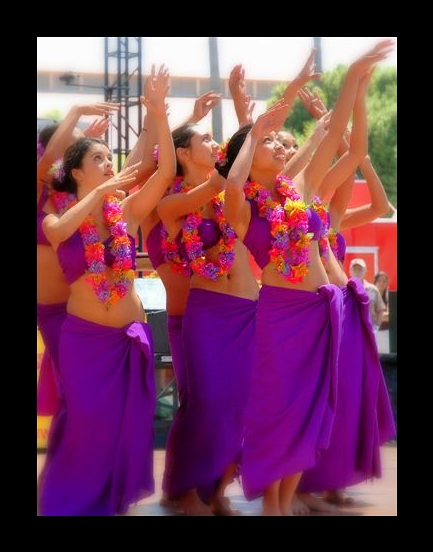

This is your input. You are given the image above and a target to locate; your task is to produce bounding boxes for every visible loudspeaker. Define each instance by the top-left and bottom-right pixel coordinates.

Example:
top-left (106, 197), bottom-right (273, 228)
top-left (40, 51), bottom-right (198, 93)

top-left (146, 310), bottom-right (170, 355)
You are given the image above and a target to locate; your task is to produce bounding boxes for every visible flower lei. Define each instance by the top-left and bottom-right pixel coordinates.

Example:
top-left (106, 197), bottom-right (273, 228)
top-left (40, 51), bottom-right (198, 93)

top-left (51, 191), bottom-right (135, 309)
top-left (37, 138), bottom-right (45, 161)
top-left (244, 174), bottom-right (311, 283)
top-left (160, 178), bottom-right (237, 281)
top-left (327, 227), bottom-right (340, 260)
top-left (309, 196), bottom-right (330, 259)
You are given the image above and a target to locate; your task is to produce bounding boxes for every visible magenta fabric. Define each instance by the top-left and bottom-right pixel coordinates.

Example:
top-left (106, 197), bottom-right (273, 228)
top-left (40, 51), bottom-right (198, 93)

top-left (167, 314), bottom-right (187, 406)
top-left (39, 314), bottom-right (156, 516)
top-left (37, 349), bottom-right (60, 416)
top-left (146, 221), bottom-right (165, 269)
top-left (162, 289), bottom-right (257, 501)
top-left (37, 302), bottom-right (67, 417)
top-left (298, 279), bottom-right (396, 492)
top-left (37, 186), bottom-right (51, 246)
top-left (57, 231), bottom-right (136, 285)
top-left (240, 284), bottom-right (343, 500)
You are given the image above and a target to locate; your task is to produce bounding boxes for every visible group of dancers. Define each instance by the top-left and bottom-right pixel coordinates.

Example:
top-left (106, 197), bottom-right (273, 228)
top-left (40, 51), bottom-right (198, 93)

top-left (37, 40), bottom-right (396, 516)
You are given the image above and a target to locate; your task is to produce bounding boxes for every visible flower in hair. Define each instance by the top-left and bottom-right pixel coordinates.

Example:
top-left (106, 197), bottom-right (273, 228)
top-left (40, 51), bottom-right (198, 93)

top-left (48, 158), bottom-right (65, 183)
top-left (37, 138), bottom-right (45, 161)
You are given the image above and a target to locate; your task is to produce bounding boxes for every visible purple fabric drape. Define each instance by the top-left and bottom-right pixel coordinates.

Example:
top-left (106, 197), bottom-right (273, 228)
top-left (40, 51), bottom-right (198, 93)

top-left (37, 302), bottom-right (67, 416)
top-left (39, 314), bottom-right (156, 516)
top-left (163, 289), bottom-right (257, 501)
top-left (240, 284), bottom-right (343, 500)
top-left (298, 278), bottom-right (396, 492)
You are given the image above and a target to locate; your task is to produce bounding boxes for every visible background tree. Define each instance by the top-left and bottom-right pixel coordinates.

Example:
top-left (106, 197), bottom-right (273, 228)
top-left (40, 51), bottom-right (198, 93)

top-left (269, 66), bottom-right (397, 208)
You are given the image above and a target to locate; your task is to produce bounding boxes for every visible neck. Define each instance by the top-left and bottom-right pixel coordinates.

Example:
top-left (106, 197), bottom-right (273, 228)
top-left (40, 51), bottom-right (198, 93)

top-left (249, 168), bottom-right (280, 190)
top-left (182, 164), bottom-right (212, 187)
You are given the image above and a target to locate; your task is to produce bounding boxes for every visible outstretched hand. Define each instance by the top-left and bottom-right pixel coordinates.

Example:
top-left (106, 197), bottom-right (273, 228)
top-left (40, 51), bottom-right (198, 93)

top-left (296, 48), bottom-right (322, 85)
top-left (350, 39), bottom-right (394, 74)
top-left (83, 118), bottom-right (110, 138)
top-left (298, 87), bottom-right (328, 119)
top-left (140, 64), bottom-right (171, 116)
top-left (192, 91), bottom-right (221, 122)
top-left (251, 100), bottom-right (289, 138)
top-left (76, 102), bottom-right (119, 117)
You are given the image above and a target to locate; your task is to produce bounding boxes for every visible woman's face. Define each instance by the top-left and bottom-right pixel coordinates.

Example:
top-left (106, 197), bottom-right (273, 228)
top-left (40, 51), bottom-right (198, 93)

top-left (375, 274), bottom-right (388, 292)
top-left (73, 143), bottom-right (114, 186)
top-left (252, 132), bottom-right (286, 172)
top-left (184, 125), bottom-right (220, 171)
top-left (277, 131), bottom-right (298, 163)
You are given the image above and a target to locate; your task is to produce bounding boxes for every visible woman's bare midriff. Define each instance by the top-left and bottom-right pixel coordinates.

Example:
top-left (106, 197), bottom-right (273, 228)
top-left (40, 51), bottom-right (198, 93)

top-left (37, 245), bottom-right (70, 304)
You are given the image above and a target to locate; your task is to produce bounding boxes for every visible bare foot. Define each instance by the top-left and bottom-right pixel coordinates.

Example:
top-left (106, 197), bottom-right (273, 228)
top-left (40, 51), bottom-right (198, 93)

top-left (292, 494), bottom-right (310, 515)
top-left (161, 490), bottom-right (214, 516)
top-left (262, 506), bottom-right (282, 516)
top-left (297, 493), bottom-right (337, 512)
top-left (323, 489), bottom-right (355, 505)
top-left (210, 496), bottom-right (241, 516)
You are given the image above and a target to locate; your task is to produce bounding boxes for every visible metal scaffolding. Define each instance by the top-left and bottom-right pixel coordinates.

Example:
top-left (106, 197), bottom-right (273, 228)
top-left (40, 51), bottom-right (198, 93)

top-left (104, 37), bottom-right (143, 172)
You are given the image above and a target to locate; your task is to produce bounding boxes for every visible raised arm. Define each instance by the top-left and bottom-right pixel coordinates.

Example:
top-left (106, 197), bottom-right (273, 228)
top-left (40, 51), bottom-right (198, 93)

top-left (229, 64), bottom-right (256, 128)
top-left (340, 156), bottom-right (390, 229)
top-left (42, 165), bottom-right (139, 248)
top-left (177, 90), bottom-right (222, 128)
top-left (37, 102), bottom-right (119, 197)
top-left (122, 67), bottom-right (163, 187)
top-left (223, 101), bottom-right (288, 237)
top-left (157, 170), bottom-right (226, 239)
top-left (283, 111), bottom-right (330, 179)
top-left (318, 70), bottom-right (372, 201)
top-left (122, 66), bottom-right (176, 231)
top-left (83, 117), bottom-right (111, 138)
top-left (300, 40), bottom-right (394, 200)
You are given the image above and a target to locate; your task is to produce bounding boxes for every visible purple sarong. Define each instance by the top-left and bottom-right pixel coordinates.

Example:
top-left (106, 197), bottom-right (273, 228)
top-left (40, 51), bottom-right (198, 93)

top-left (240, 284), bottom-right (343, 500)
top-left (162, 289), bottom-right (257, 501)
top-left (167, 314), bottom-right (187, 406)
top-left (37, 302), bottom-right (67, 417)
top-left (298, 279), bottom-right (396, 492)
top-left (39, 314), bottom-right (156, 516)
top-left (37, 349), bottom-right (60, 416)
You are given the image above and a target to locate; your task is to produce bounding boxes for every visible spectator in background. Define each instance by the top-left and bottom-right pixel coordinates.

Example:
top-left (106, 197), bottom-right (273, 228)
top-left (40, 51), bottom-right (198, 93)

top-left (374, 271), bottom-right (390, 353)
top-left (349, 258), bottom-right (385, 333)
top-left (374, 271), bottom-right (389, 330)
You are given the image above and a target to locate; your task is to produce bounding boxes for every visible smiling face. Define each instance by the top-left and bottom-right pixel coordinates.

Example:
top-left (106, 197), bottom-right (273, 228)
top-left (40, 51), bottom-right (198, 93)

top-left (251, 131), bottom-right (286, 173)
top-left (277, 130), bottom-right (298, 162)
top-left (175, 123), bottom-right (220, 174)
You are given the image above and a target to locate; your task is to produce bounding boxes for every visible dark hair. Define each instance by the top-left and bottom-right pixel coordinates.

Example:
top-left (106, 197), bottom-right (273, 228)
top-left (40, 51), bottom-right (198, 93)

top-left (51, 137), bottom-right (108, 193)
top-left (171, 124), bottom-right (197, 176)
top-left (374, 271), bottom-right (389, 304)
top-left (38, 123), bottom-right (60, 150)
top-left (215, 124), bottom-right (252, 178)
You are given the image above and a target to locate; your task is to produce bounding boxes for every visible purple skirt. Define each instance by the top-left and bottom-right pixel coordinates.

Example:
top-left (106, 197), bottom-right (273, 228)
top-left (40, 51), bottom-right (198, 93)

top-left (162, 289), bottom-right (257, 501)
top-left (37, 302), bottom-right (67, 417)
top-left (298, 279), bottom-right (396, 492)
top-left (167, 314), bottom-right (187, 406)
top-left (240, 284), bottom-right (343, 500)
top-left (39, 314), bottom-right (156, 516)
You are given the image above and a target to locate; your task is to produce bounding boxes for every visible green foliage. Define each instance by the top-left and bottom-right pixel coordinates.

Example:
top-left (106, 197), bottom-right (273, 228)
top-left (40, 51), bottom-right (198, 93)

top-left (42, 109), bottom-right (63, 121)
top-left (268, 66), bottom-right (397, 207)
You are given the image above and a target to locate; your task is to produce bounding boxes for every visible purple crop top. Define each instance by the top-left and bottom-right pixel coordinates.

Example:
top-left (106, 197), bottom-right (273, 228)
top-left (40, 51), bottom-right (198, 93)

top-left (146, 218), bottom-right (221, 270)
top-left (243, 200), bottom-right (323, 269)
top-left (57, 230), bottom-right (136, 285)
top-left (37, 186), bottom-right (51, 246)
top-left (178, 218), bottom-right (221, 259)
top-left (146, 221), bottom-right (165, 269)
top-left (335, 232), bottom-right (346, 262)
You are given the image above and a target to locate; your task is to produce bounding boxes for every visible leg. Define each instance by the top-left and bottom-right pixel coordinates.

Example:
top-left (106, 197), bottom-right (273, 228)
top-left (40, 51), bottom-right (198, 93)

top-left (263, 480), bottom-right (282, 516)
top-left (280, 472), bottom-right (302, 516)
top-left (323, 489), bottom-right (355, 505)
top-left (209, 463), bottom-right (241, 516)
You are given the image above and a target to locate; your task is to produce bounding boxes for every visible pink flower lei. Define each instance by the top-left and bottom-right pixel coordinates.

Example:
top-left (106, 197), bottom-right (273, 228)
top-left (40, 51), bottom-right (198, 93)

top-left (327, 227), bottom-right (340, 260)
top-left (51, 191), bottom-right (135, 309)
top-left (309, 197), bottom-right (330, 259)
top-left (161, 177), bottom-right (237, 281)
top-left (244, 174), bottom-right (311, 283)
